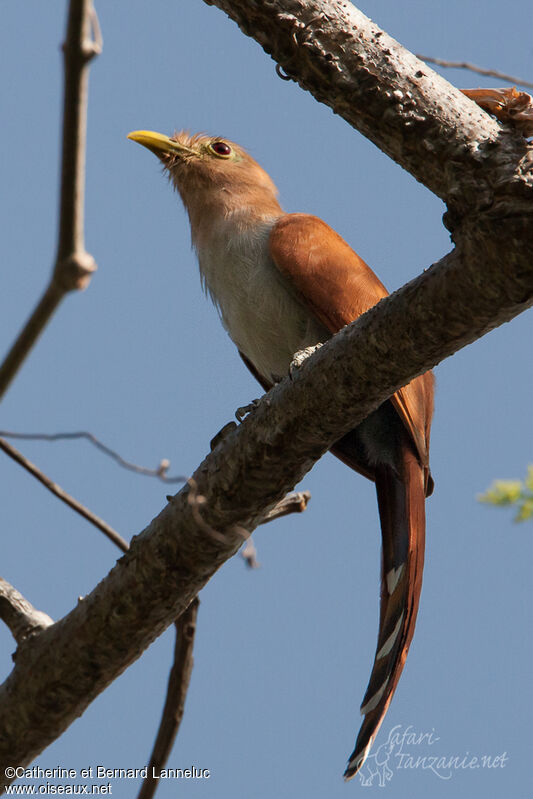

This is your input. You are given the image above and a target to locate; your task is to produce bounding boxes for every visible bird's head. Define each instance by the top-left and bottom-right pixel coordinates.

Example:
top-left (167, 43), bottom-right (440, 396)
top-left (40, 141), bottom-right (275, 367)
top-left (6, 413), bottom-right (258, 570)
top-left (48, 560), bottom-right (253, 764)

top-left (127, 130), bottom-right (282, 233)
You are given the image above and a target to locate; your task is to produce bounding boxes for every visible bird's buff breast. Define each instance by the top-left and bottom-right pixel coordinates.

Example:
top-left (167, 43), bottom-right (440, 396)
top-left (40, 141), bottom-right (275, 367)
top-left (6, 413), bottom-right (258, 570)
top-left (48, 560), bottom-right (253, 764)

top-left (197, 220), bottom-right (327, 383)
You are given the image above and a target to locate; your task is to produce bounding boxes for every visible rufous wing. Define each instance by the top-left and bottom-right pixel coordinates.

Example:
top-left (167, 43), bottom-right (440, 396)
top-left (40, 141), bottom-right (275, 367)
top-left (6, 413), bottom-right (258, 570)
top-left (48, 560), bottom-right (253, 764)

top-left (269, 213), bottom-right (433, 484)
top-left (269, 214), bottom-right (390, 331)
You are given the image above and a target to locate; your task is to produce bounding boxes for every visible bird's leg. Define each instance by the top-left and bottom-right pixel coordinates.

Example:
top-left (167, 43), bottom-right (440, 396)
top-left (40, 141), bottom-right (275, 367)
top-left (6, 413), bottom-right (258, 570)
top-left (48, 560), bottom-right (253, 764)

top-left (289, 343), bottom-right (323, 379)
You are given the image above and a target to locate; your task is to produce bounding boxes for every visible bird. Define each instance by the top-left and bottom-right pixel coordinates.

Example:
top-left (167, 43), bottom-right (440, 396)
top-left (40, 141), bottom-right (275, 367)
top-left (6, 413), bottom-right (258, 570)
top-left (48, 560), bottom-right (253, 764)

top-left (127, 129), bottom-right (434, 780)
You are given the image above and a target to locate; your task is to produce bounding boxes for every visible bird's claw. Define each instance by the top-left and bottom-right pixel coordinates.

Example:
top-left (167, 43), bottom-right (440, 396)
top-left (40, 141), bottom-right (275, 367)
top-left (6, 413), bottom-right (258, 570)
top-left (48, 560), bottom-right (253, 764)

top-left (235, 399), bottom-right (260, 423)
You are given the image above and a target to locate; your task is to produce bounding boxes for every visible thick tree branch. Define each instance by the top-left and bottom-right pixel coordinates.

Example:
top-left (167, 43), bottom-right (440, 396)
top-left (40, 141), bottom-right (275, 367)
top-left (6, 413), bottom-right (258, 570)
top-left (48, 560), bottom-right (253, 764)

top-left (203, 0), bottom-right (531, 214)
top-left (0, 222), bottom-right (531, 784)
top-left (0, 0), bottom-right (99, 400)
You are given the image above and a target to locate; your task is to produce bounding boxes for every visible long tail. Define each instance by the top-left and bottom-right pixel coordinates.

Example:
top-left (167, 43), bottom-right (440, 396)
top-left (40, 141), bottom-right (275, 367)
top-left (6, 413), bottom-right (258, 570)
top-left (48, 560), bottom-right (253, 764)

top-left (344, 445), bottom-right (426, 780)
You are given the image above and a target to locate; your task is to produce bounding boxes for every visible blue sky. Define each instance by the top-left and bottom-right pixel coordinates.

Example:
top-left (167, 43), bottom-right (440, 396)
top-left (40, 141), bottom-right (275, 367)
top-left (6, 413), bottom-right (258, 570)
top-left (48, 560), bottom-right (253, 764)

top-left (1, 1), bottom-right (532, 797)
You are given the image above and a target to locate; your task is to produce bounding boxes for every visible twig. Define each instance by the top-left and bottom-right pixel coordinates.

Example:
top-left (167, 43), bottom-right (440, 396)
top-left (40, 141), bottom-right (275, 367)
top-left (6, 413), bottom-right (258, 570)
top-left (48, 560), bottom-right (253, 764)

top-left (137, 599), bottom-right (200, 799)
top-left (0, 431), bottom-right (192, 794)
top-left (0, 430), bottom-right (195, 795)
top-left (187, 477), bottom-right (249, 545)
top-left (0, 430), bottom-right (186, 484)
top-left (416, 55), bottom-right (533, 90)
top-left (259, 490), bottom-right (311, 524)
top-left (241, 491), bottom-right (311, 567)
top-left (0, 0), bottom-right (100, 400)
top-left (0, 437), bottom-right (128, 552)
top-left (0, 578), bottom-right (54, 645)
top-left (88, 1), bottom-right (103, 54)
top-left (241, 538), bottom-right (260, 568)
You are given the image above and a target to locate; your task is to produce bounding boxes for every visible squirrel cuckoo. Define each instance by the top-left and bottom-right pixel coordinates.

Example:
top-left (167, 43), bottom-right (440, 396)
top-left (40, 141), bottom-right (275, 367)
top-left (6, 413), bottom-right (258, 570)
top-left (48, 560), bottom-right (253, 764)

top-left (128, 129), bottom-right (434, 780)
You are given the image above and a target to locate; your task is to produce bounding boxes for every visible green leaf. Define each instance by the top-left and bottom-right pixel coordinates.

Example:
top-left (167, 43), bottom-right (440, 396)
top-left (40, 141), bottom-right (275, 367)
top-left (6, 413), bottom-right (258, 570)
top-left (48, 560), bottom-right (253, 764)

top-left (479, 465), bottom-right (533, 523)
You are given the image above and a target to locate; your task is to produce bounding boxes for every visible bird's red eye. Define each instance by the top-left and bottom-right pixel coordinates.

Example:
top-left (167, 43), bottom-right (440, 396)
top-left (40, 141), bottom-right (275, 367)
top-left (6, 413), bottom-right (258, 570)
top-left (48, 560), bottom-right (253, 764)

top-left (210, 141), bottom-right (232, 157)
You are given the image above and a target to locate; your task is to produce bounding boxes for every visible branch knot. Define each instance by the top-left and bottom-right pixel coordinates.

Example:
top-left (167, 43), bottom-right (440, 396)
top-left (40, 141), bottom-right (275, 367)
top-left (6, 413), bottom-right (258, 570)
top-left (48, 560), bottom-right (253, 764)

top-left (53, 251), bottom-right (97, 292)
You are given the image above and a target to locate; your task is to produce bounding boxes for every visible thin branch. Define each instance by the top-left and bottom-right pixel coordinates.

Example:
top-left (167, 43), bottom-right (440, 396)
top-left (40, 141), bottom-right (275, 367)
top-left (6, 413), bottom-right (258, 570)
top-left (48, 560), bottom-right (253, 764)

top-left (1, 4), bottom-right (191, 794)
top-left (260, 490), bottom-right (311, 524)
top-left (0, 432), bottom-right (192, 794)
top-left (245, 491), bottom-right (311, 566)
top-left (0, 437), bottom-right (128, 552)
top-left (137, 600), bottom-right (199, 799)
top-left (0, 0), bottom-right (100, 400)
top-left (416, 55), bottom-right (533, 90)
top-left (241, 538), bottom-right (260, 568)
top-left (87, 1), bottom-right (103, 54)
top-left (0, 579), bottom-right (54, 645)
top-left (57, 0), bottom-right (99, 260)
top-left (240, 491), bottom-right (311, 567)
top-left (0, 431), bottom-right (186, 484)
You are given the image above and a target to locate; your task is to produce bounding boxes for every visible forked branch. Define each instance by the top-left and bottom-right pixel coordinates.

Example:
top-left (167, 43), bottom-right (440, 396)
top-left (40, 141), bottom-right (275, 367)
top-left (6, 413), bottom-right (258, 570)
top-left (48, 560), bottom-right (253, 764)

top-left (0, 579), bottom-right (53, 645)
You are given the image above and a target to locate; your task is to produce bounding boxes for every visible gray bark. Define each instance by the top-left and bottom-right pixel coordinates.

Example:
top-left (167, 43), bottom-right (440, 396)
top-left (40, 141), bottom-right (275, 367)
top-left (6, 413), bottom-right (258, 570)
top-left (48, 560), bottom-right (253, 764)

top-left (204, 0), bottom-right (532, 212)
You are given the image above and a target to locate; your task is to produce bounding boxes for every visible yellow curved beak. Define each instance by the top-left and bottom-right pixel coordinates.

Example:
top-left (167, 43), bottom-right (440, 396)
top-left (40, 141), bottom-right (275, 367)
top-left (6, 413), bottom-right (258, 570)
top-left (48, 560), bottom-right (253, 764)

top-left (127, 130), bottom-right (196, 158)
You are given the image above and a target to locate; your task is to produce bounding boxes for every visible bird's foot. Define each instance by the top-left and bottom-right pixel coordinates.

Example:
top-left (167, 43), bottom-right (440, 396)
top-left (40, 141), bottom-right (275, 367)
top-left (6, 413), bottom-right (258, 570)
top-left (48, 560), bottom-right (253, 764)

top-left (235, 399), bottom-right (260, 423)
top-left (289, 343), bottom-right (323, 379)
